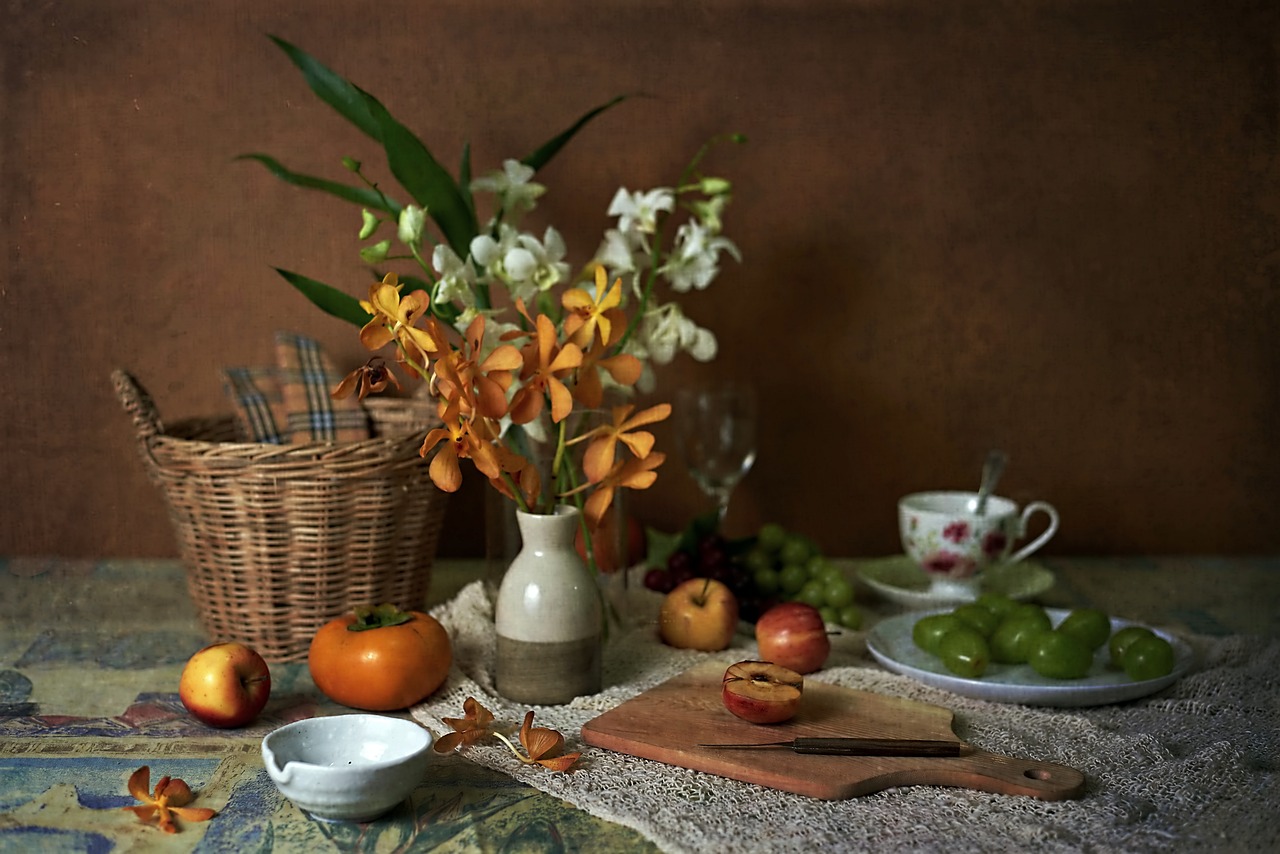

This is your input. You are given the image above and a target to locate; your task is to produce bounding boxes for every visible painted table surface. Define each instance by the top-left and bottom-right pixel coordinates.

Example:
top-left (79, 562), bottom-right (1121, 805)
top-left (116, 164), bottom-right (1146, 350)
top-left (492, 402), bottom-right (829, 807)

top-left (1, 555), bottom-right (1276, 852)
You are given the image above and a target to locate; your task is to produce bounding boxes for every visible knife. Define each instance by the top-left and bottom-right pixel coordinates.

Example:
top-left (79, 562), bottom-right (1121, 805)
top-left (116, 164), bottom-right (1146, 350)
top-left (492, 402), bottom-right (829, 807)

top-left (698, 737), bottom-right (962, 757)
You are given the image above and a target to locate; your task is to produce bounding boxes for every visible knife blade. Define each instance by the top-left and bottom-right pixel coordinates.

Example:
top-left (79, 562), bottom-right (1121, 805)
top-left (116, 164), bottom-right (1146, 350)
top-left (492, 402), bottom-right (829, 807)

top-left (698, 737), bottom-right (962, 757)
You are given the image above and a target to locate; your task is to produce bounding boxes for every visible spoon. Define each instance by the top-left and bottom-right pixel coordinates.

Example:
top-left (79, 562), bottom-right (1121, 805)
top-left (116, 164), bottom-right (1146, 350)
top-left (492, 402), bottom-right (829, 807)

top-left (973, 450), bottom-right (1008, 515)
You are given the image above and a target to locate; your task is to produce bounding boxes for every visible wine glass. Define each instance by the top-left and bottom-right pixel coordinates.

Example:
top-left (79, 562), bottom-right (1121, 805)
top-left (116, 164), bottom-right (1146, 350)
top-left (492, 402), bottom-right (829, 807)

top-left (674, 382), bottom-right (758, 523)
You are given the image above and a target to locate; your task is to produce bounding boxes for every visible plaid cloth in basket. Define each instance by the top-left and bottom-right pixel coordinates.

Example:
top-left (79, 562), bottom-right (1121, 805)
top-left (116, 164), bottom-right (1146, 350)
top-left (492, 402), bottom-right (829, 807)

top-left (222, 332), bottom-right (371, 444)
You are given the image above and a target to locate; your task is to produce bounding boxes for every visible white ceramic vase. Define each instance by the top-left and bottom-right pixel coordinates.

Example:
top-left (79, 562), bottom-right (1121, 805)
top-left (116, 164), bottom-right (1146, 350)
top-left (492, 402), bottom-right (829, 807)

top-left (494, 504), bottom-right (602, 704)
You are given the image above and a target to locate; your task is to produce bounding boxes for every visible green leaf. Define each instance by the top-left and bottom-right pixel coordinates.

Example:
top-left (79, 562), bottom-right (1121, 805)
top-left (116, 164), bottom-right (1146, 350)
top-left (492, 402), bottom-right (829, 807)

top-left (237, 154), bottom-right (402, 216)
top-left (359, 89), bottom-right (478, 259)
top-left (643, 526), bottom-right (682, 570)
top-left (459, 142), bottom-right (475, 220)
top-left (274, 268), bottom-right (369, 327)
top-left (348, 604), bottom-right (414, 631)
top-left (268, 35), bottom-right (382, 142)
top-left (521, 95), bottom-right (627, 171)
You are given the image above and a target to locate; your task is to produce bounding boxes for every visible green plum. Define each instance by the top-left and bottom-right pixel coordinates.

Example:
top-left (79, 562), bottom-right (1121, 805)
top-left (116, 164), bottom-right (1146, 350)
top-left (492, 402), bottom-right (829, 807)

top-left (912, 613), bottom-right (964, 655)
top-left (1029, 630), bottom-right (1094, 679)
top-left (1057, 608), bottom-right (1113, 651)
top-left (953, 603), bottom-right (1000, 638)
top-left (1108, 625), bottom-right (1155, 668)
top-left (975, 592), bottom-right (1019, 619)
top-left (938, 627), bottom-right (990, 678)
top-left (990, 616), bottom-right (1051, 664)
top-left (1122, 633), bottom-right (1175, 681)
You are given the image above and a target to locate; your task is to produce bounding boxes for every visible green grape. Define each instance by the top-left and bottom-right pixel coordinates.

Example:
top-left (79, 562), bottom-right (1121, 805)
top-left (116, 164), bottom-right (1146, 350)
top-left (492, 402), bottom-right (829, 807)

top-left (975, 592), bottom-right (1019, 619)
top-left (779, 535), bottom-right (813, 567)
top-left (1108, 625), bottom-right (1155, 669)
top-left (779, 564), bottom-right (808, 594)
top-left (1057, 608), bottom-right (1112, 651)
top-left (757, 523), bottom-right (788, 553)
top-left (743, 548), bottom-right (774, 574)
top-left (803, 555), bottom-right (831, 579)
top-left (824, 576), bottom-right (856, 609)
top-left (1121, 634), bottom-right (1175, 681)
top-left (912, 613), bottom-right (964, 655)
top-left (837, 604), bottom-right (863, 630)
top-left (814, 560), bottom-right (845, 584)
top-left (797, 579), bottom-right (827, 607)
top-left (753, 566), bottom-right (781, 596)
top-left (819, 605), bottom-right (840, 625)
top-left (990, 616), bottom-right (1050, 664)
top-left (938, 627), bottom-right (990, 678)
top-left (1029, 630), bottom-right (1094, 679)
top-left (952, 603), bottom-right (1000, 638)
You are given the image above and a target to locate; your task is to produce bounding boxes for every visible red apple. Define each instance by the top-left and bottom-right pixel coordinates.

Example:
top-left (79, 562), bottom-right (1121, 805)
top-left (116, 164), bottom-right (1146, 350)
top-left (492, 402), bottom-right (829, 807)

top-left (178, 642), bottom-right (272, 728)
top-left (756, 602), bottom-right (831, 674)
top-left (722, 660), bottom-right (804, 724)
top-left (659, 578), bottom-right (739, 651)
top-left (574, 511), bottom-right (647, 573)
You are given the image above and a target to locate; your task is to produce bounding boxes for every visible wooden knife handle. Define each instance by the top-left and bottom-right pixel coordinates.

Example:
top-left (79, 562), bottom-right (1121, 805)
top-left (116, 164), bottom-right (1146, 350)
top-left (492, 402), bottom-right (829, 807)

top-left (791, 738), bottom-right (962, 756)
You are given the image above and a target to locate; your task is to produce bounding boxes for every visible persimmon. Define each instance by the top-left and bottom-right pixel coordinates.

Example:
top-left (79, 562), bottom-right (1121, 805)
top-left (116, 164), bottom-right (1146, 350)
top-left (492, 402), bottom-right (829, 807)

top-left (308, 605), bottom-right (452, 711)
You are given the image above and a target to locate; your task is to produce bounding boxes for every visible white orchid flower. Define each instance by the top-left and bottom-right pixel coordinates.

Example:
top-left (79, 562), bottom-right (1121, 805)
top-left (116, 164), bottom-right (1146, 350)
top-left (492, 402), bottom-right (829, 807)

top-left (594, 229), bottom-right (649, 299)
top-left (637, 302), bottom-right (720, 366)
top-left (608, 187), bottom-right (674, 236)
top-left (471, 159), bottom-right (546, 214)
top-left (596, 228), bottom-right (639, 274)
top-left (431, 244), bottom-right (479, 306)
top-left (501, 227), bottom-right (569, 301)
top-left (659, 220), bottom-right (741, 292)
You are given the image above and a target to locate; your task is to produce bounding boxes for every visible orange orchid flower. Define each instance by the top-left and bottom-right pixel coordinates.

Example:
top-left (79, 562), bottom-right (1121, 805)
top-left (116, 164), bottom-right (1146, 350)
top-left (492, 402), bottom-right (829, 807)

top-left (571, 316), bottom-right (642, 409)
top-left (358, 272), bottom-right (440, 371)
top-left (562, 265), bottom-right (623, 350)
top-left (433, 316), bottom-right (523, 419)
top-left (121, 766), bottom-right (216, 834)
top-left (332, 357), bottom-right (402, 401)
top-left (507, 314), bottom-right (583, 424)
top-left (433, 697), bottom-right (495, 754)
top-left (568, 403), bottom-right (672, 483)
top-left (490, 711), bottom-right (581, 772)
top-left (518, 710), bottom-right (582, 772)
top-left (568, 451), bottom-right (667, 528)
top-left (418, 398), bottom-right (505, 491)
top-left (485, 443), bottom-right (543, 509)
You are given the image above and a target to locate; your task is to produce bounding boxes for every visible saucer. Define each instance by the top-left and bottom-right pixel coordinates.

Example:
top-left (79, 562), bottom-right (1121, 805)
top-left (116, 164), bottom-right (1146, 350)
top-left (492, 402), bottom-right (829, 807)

top-left (855, 555), bottom-right (1054, 608)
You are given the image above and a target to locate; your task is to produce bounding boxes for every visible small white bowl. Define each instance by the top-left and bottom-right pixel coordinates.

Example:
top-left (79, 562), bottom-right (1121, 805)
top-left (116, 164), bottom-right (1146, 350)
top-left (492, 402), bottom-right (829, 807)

top-left (262, 714), bottom-right (433, 822)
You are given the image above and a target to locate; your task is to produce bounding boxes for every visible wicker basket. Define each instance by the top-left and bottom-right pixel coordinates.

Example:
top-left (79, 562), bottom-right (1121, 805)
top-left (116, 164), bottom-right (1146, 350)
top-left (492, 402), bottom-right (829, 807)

top-left (113, 369), bottom-right (449, 662)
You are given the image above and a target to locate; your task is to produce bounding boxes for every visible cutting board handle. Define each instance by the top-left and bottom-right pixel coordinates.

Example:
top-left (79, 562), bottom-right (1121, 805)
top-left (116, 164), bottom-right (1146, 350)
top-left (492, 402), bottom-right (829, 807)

top-left (905, 749), bottom-right (1086, 800)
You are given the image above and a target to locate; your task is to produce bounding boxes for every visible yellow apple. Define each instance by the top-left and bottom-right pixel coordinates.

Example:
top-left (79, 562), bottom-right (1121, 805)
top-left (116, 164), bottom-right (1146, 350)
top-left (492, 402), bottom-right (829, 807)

top-left (179, 642), bottom-right (272, 728)
top-left (659, 577), bottom-right (739, 651)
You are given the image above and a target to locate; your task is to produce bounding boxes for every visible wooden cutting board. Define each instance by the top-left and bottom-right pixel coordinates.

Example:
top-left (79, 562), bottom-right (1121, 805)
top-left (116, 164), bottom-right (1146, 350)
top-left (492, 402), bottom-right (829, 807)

top-left (581, 661), bottom-right (1085, 800)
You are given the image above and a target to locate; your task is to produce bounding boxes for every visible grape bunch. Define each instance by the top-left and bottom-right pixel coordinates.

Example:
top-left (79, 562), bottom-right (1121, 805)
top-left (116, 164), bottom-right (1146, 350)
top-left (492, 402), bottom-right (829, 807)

top-left (744, 523), bottom-right (862, 629)
top-left (642, 521), bottom-right (862, 628)
top-left (642, 532), bottom-right (762, 616)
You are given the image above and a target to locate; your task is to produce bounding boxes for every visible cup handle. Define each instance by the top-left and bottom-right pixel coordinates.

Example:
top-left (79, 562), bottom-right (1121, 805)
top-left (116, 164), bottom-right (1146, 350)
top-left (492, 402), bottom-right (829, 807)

top-left (1008, 501), bottom-right (1059, 563)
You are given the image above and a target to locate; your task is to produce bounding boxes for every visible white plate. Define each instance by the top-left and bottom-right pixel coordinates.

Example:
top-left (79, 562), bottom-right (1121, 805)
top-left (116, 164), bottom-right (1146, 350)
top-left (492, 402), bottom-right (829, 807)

top-left (865, 608), bottom-right (1194, 707)
top-left (856, 556), bottom-right (1055, 608)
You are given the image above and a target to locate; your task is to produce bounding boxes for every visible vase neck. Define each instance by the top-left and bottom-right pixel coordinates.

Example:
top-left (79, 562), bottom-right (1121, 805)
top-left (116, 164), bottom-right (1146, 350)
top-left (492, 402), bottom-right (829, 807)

top-left (514, 504), bottom-right (581, 551)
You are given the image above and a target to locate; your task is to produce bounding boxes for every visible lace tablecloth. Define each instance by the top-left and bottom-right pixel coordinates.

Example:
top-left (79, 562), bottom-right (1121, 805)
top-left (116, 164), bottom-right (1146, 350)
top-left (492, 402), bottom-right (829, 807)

top-left (412, 581), bottom-right (1279, 853)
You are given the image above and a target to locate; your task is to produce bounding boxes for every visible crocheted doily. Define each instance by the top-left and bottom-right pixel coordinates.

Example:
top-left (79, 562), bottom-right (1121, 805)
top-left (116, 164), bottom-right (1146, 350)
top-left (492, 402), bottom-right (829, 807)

top-left (412, 581), bottom-right (1279, 853)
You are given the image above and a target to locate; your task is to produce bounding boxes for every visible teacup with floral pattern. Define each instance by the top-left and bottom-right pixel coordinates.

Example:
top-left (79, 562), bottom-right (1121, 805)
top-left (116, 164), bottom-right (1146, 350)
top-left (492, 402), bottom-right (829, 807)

top-left (898, 491), bottom-right (1059, 588)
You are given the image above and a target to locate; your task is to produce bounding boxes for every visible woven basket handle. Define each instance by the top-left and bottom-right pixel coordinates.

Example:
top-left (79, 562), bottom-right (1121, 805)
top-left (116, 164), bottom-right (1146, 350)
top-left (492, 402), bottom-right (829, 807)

top-left (112, 369), bottom-right (165, 443)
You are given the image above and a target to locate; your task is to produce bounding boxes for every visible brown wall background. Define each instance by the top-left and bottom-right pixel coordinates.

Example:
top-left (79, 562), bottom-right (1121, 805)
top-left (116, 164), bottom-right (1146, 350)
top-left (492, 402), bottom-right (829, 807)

top-left (3, 0), bottom-right (1277, 560)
